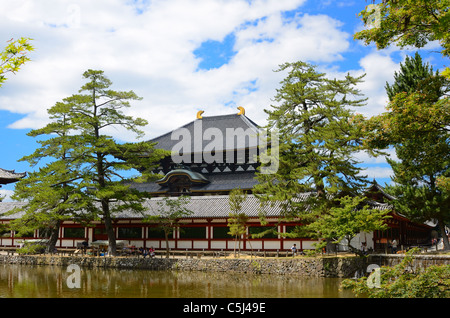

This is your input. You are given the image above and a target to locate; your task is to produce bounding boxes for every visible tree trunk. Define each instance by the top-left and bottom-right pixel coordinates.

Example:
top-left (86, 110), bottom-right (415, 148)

top-left (46, 221), bottom-right (61, 253)
top-left (438, 219), bottom-right (450, 250)
top-left (326, 239), bottom-right (336, 254)
top-left (103, 203), bottom-right (116, 256)
top-left (347, 239), bottom-right (366, 257)
top-left (238, 237), bottom-right (241, 257)
top-left (165, 231), bottom-right (170, 258)
top-left (246, 235), bottom-right (254, 257)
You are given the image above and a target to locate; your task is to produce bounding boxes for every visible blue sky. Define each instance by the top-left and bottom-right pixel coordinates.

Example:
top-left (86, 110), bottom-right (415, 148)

top-left (0, 0), bottom-right (446, 201)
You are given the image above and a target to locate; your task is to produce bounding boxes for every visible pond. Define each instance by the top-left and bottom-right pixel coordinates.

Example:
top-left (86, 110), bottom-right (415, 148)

top-left (0, 264), bottom-right (355, 299)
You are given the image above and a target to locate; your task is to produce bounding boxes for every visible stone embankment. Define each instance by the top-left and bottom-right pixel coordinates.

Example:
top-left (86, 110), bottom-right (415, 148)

top-left (0, 253), bottom-right (448, 278)
top-left (369, 253), bottom-right (450, 268)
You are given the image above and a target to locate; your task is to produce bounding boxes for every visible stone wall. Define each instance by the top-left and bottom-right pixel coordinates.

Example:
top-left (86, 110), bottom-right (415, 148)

top-left (368, 254), bottom-right (450, 268)
top-left (0, 254), bottom-right (368, 278)
top-left (0, 254), bottom-right (448, 278)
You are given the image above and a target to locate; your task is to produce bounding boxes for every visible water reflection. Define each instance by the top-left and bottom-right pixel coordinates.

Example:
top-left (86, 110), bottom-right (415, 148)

top-left (0, 264), bottom-right (355, 298)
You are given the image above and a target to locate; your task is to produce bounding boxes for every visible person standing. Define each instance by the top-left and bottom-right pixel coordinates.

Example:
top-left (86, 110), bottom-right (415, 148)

top-left (361, 242), bottom-right (367, 255)
top-left (391, 239), bottom-right (398, 254)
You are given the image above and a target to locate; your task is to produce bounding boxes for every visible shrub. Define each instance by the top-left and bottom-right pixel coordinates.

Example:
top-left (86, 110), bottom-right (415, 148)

top-left (341, 249), bottom-right (450, 298)
top-left (17, 242), bottom-right (46, 255)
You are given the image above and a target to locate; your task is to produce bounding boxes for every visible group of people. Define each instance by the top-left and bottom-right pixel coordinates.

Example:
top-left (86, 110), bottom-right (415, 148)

top-left (290, 240), bottom-right (402, 255)
top-left (138, 246), bottom-right (156, 258)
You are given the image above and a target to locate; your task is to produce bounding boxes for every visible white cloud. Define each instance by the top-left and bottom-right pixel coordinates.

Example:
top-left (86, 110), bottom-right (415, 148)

top-left (355, 148), bottom-right (397, 183)
top-left (359, 166), bottom-right (394, 180)
top-left (355, 147), bottom-right (397, 165)
top-left (356, 52), bottom-right (400, 117)
top-left (0, 0), bottom-right (357, 142)
top-left (318, 49), bottom-right (402, 121)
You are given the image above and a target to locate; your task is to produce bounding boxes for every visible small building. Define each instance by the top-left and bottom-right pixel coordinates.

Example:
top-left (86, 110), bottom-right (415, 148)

top-left (365, 181), bottom-right (433, 251)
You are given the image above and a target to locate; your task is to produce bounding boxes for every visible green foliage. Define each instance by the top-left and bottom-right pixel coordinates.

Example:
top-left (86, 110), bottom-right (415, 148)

top-left (228, 188), bottom-right (247, 216)
top-left (228, 188), bottom-right (248, 257)
top-left (60, 70), bottom-right (167, 255)
top-left (306, 196), bottom-right (390, 255)
top-left (355, 0), bottom-right (450, 89)
top-left (16, 242), bottom-right (46, 255)
top-left (0, 37), bottom-right (34, 87)
top-left (146, 195), bottom-right (193, 233)
top-left (362, 54), bottom-right (450, 250)
top-left (11, 94), bottom-right (87, 252)
top-left (254, 61), bottom-right (381, 244)
top-left (341, 249), bottom-right (450, 298)
top-left (227, 213), bottom-right (248, 239)
top-left (12, 69), bottom-right (167, 255)
top-left (437, 176), bottom-right (450, 193)
top-left (385, 52), bottom-right (444, 102)
top-left (354, 0), bottom-right (450, 58)
top-left (303, 249), bottom-right (320, 257)
top-left (145, 196), bottom-right (193, 258)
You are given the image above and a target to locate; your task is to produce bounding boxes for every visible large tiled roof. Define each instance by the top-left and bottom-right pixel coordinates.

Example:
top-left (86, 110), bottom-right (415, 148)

top-left (0, 193), bottom-right (392, 220)
top-left (0, 202), bottom-right (26, 218)
top-left (193, 172), bottom-right (258, 192)
top-left (137, 194), bottom-right (287, 219)
top-left (129, 171), bottom-right (259, 193)
top-left (149, 113), bottom-right (262, 152)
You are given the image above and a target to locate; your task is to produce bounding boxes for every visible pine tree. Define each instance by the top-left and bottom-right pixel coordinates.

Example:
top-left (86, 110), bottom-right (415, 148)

top-left (11, 102), bottom-right (87, 252)
top-left (385, 52), bottom-right (443, 101)
top-left (67, 70), bottom-right (167, 255)
top-left (254, 61), bottom-right (383, 251)
top-left (145, 196), bottom-right (192, 258)
top-left (228, 188), bottom-right (248, 257)
top-left (12, 70), bottom-right (167, 255)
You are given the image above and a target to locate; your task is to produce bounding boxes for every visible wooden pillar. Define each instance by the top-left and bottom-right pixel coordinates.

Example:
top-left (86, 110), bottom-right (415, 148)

top-left (207, 219), bottom-right (212, 250)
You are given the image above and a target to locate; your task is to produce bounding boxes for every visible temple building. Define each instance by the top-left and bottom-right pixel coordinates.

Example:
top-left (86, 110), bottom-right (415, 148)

top-left (131, 107), bottom-right (262, 196)
top-left (0, 109), bottom-right (433, 252)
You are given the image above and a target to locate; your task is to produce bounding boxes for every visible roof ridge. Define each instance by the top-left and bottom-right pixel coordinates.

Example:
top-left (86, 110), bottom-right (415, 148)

top-left (148, 112), bottom-right (261, 145)
top-left (148, 194), bottom-right (256, 200)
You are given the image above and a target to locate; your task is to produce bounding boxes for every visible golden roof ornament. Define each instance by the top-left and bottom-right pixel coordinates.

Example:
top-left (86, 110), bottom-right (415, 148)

top-left (196, 110), bottom-right (204, 119)
top-left (237, 106), bottom-right (245, 115)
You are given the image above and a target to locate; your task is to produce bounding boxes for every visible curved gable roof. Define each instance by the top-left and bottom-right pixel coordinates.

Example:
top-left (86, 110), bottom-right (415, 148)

top-left (156, 169), bottom-right (210, 186)
top-left (0, 168), bottom-right (26, 185)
